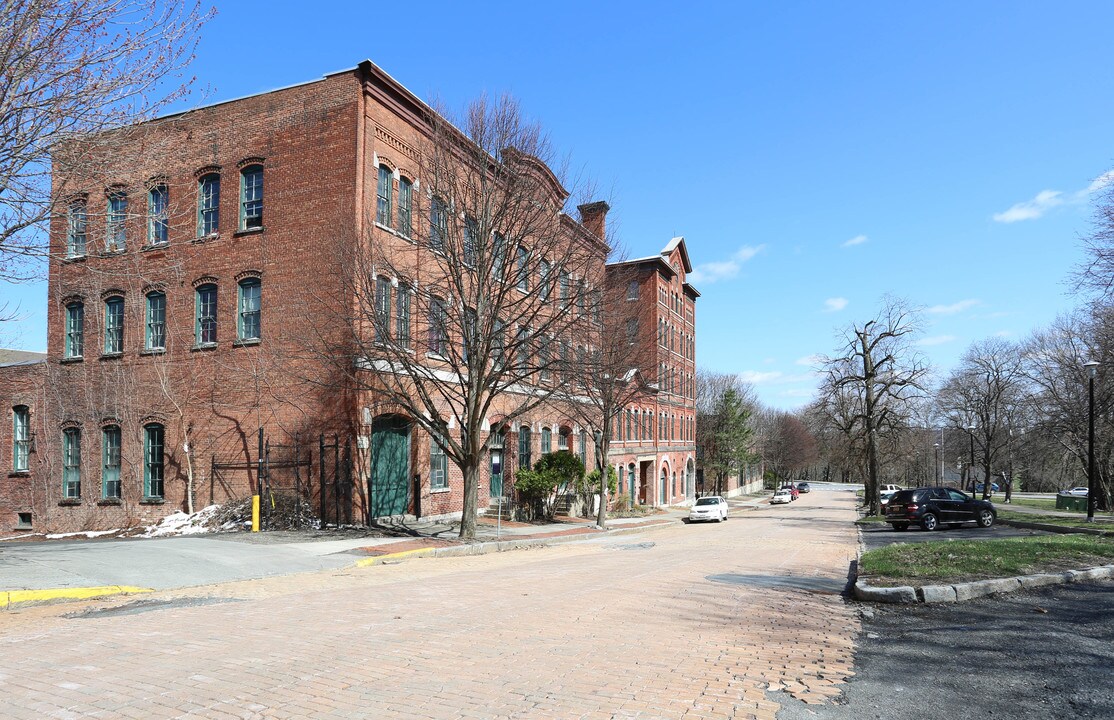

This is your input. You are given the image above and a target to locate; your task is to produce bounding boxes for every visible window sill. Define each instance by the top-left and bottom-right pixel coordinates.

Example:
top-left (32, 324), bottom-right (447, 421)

top-left (430, 487), bottom-right (451, 494)
top-left (190, 343), bottom-right (218, 352)
top-left (140, 498), bottom-right (165, 505)
top-left (141, 242), bottom-right (169, 253)
top-left (64, 255), bottom-right (87, 263)
top-left (98, 498), bottom-right (122, 506)
top-left (139, 348), bottom-right (166, 356)
top-left (100, 352), bottom-right (123, 361)
top-left (374, 223), bottom-right (413, 243)
top-left (58, 498), bottom-right (82, 507)
top-left (8, 471), bottom-right (31, 478)
top-left (59, 356), bottom-right (84, 364)
top-left (99, 249), bottom-right (127, 257)
top-left (234, 226), bottom-right (264, 238)
top-left (192, 233), bottom-right (220, 244)
top-left (233, 338), bottom-right (262, 347)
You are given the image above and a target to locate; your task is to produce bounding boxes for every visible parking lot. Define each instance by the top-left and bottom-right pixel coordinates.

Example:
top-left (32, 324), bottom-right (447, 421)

top-left (860, 520), bottom-right (1051, 551)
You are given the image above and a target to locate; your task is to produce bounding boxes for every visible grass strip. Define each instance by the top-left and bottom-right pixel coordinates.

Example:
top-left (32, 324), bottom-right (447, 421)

top-left (1008, 497), bottom-right (1076, 512)
top-left (860, 534), bottom-right (1114, 587)
top-left (997, 509), bottom-right (1114, 530)
top-left (855, 515), bottom-right (890, 524)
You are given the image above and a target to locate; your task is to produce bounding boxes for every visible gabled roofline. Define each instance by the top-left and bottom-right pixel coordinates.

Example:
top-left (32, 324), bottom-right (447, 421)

top-left (605, 255), bottom-right (676, 279)
top-left (682, 282), bottom-right (701, 298)
top-left (662, 236), bottom-right (693, 273)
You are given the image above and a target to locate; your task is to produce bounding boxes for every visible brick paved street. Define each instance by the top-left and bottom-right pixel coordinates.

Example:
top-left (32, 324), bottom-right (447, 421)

top-left (0, 490), bottom-right (860, 719)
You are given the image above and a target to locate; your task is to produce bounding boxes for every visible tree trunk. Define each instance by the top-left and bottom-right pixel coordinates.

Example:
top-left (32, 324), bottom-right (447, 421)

top-left (184, 431), bottom-right (195, 515)
top-left (460, 460), bottom-right (479, 540)
top-left (595, 437), bottom-right (608, 529)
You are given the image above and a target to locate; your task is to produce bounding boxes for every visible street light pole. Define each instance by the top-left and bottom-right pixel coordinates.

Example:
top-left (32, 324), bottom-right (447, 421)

top-left (934, 442), bottom-right (940, 486)
top-left (1085, 360), bottom-right (1100, 522)
top-left (967, 424), bottom-right (977, 497)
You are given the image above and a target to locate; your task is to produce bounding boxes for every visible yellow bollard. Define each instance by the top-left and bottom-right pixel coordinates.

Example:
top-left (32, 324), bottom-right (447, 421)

top-left (252, 494), bottom-right (260, 532)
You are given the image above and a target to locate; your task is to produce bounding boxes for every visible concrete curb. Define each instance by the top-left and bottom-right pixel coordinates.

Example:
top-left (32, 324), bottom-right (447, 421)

top-left (999, 518), bottom-right (1114, 536)
top-left (355, 516), bottom-right (684, 568)
top-left (854, 564), bottom-right (1114, 604)
top-left (0, 585), bottom-right (153, 610)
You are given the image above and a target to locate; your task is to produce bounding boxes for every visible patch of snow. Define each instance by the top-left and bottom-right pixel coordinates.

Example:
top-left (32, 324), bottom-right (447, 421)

top-left (139, 504), bottom-right (221, 538)
top-left (45, 529), bottom-right (120, 539)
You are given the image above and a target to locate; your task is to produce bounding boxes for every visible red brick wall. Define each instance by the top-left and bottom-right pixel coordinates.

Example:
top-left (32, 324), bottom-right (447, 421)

top-left (0, 361), bottom-right (46, 533)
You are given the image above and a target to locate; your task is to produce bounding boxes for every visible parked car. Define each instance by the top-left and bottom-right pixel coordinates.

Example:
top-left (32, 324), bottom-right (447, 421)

top-left (781, 484), bottom-right (799, 500)
top-left (975, 482), bottom-right (1000, 492)
top-left (884, 487), bottom-right (997, 531)
top-left (1062, 487), bottom-right (1090, 497)
top-left (770, 489), bottom-right (793, 505)
top-left (689, 496), bottom-right (729, 522)
top-left (880, 484), bottom-right (902, 494)
top-left (797, 482), bottom-right (811, 493)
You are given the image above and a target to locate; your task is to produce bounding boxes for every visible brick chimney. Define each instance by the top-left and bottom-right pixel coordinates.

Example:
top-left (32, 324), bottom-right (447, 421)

top-left (577, 201), bottom-right (610, 241)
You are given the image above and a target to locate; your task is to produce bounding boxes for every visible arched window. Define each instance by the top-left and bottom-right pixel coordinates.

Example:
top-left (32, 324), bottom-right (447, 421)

top-left (103, 296), bottom-right (124, 355)
top-left (62, 428), bottom-right (81, 499)
top-left (238, 278), bottom-right (261, 341)
top-left (144, 423), bottom-right (165, 499)
top-left (146, 291), bottom-right (166, 351)
top-left (12, 406), bottom-right (30, 472)
top-left (195, 284), bottom-right (217, 346)
top-left (518, 427), bottom-right (532, 471)
top-left (102, 425), bottom-right (121, 499)
top-left (67, 200), bottom-right (87, 258)
top-left (65, 301), bottom-right (84, 358)
top-left (198, 173), bottom-right (220, 236)
top-left (541, 427), bottom-right (552, 455)
top-left (148, 183), bottom-right (168, 245)
top-left (627, 280), bottom-right (639, 300)
top-left (240, 164), bottom-right (263, 230)
top-left (106, 190), bottom-right (127, 252)
top-left (397, 176), bottom-right (412, 237)
top-left (430, 430), bottom-right (447, 490)
top-left (376, 164), bottom-right (392, 226)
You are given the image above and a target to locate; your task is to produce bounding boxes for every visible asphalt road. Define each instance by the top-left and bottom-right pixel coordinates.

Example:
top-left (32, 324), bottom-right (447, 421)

top-left (859, 521), bottom-right (1050, 551)
top-left (777, 581), bottom-right (1114, 720)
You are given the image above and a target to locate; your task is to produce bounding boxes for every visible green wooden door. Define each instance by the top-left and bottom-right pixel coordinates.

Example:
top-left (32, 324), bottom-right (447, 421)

top-left (490, 449), bottom-right (503, 497)
top-left (371, 415), bottom-right (410, 517)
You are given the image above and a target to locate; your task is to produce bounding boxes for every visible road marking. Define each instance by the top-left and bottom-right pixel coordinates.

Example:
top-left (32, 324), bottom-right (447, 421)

top-left (0, 585), bottom-right (153, 609)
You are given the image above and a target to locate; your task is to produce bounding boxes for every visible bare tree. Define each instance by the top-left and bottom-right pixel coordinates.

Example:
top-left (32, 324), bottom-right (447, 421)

top-left (324, 94), bottom-right (607, 540)
top-left (936, 338), bottom-right (1027, 500)
top-left (0, 0), bottom-right (213, 280)
top-left (758, 410), bottom-right (817, 485)
top-left (1074, 170), bottom-right (1114, 300)
top-left (820, 298), bottom-right (929, 515)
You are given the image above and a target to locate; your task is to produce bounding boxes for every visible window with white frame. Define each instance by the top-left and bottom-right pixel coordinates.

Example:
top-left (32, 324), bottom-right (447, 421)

top-left (238, 278), bottom-right (261, 341)
top-left (12, 406), bottom-right (29, 472)
top-left (396, 283), bottom-right (411, 349)
top-left (195, 284), bottom-right (217, 345)
top-left (106, 191), bottom-right (127, 252)
top-left (428, 297), bottom-right (447, 356)
top-left (67, 200), bottom-right (87, 258)
top-left (429, 195), bottom-right (447, 252)
top-left (541, 427), bottom-right (551, 454)
top-left (374, 276), bottom-right (391, 343)
top-left (198, 173), bottom-right (220, 236)
top-left (397, 177), bottom-right (412, 237)
top-left (65, 302), bottom-right (84, 358)
top-left (146, 292), bottom-right (166, 351)
top-left (144, 423), bottom-right (164, 498)
top-left (430, 431), bottom-right (448, 489)
top-left (62, 428), bottom-right (81, 499)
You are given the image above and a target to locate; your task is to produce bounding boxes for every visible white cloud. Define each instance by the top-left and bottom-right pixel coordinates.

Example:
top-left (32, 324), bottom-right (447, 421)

top-left (927, 299), bottom-right (979, 315)
top-left (841, 234), bottom-right (868, 248)
top-left (823, 297), bottom-right (848, 313)
top-left (687, 244), bottom-right (766, 285)
top-left (993, 190), bottom-right (1064, 223)
top-left (739, 370), bottom-right (782, 384)
top-left (917, 335), bottom-right (957, 347)
top-left (994, 172), bottom-right (1114, 223)
top-left (796, 354), bottom-right (823, 366)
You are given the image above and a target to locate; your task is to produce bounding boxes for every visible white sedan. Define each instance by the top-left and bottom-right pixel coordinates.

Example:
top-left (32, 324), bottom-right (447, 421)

top-left (689, 496), bottom-right (729, 522)
top-left (1064, 487), bottom-right (1090, 497)
top-left (770, 489), bottom-right (793, 505)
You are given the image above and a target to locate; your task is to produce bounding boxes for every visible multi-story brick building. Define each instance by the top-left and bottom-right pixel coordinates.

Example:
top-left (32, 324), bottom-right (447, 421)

top-left (606, 238), bottom-right (699, 506)
top-left (0, 60), bottom-right (696, 533)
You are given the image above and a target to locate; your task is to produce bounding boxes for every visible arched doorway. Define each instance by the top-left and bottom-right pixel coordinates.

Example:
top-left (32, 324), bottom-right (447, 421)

top-left (627, 463), bottom-right (636, 508)
top-left (659, 465), bottom-right (668, 506)
top-left (686, 458), bottom-right (695, 497)
top-left (370, 414), bottom-right (411, 517)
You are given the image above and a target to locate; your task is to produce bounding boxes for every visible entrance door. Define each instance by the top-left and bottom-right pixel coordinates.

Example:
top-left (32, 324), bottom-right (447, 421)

top-left (490, 449), bottom-right (503, 497)
top-left (370, 415), bottom-right (410, 517)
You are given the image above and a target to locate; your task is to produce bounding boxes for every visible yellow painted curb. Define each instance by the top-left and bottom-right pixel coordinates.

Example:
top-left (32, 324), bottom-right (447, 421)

top-left (0, 585), bottom-right (153, 609)
top-left (355, 547), bottom-right (436, 568)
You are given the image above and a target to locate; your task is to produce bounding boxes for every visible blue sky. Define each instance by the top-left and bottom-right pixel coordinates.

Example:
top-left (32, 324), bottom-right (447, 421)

top-left (5, 1), bottom-right (1114, 410)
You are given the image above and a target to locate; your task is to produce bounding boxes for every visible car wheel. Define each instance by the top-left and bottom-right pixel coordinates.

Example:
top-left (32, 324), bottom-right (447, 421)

top-left (921, 512), bottom-right (939, 531)
top-left (977, 509), bottom-right (995, 528)
top-left (890, 523), bottom-right (908, 531)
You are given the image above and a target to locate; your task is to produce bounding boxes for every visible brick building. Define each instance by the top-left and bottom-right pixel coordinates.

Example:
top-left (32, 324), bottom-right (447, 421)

top-left (605, 238), bottom-right (699, 506)
top-left (0, 60), bottom-right (696, 533)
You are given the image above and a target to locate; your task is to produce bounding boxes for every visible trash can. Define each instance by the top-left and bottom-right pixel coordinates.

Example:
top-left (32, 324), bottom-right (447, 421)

top-left (1055, 494), bottom-right (1088, 512)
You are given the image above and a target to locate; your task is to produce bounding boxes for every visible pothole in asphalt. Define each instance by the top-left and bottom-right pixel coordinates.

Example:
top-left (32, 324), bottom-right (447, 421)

top-left (706, 573), bottom-right (847, 594)
top-left (66, 596), bottom-right (243, 619)
top-left (614, 542), bottom-right (656, 551)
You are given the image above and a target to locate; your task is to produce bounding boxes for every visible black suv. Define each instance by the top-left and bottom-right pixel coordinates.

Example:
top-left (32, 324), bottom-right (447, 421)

top-left (884, 487), bottom-right (996, 531)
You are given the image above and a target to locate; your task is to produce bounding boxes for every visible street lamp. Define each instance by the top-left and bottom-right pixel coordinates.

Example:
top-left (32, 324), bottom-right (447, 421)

top-left (967, 424), bottom-right (977, 497)
top-left (1085, 360), bottom-right (1100, 522)
top-left (934, 443), bottom-right (940, 486)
